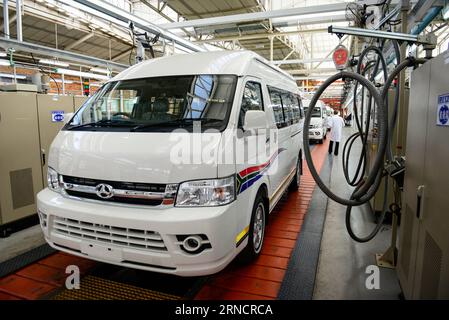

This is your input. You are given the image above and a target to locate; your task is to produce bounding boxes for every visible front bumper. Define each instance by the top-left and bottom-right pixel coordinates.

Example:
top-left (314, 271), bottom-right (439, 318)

top-left (37, 188), bottom-right (240, 276)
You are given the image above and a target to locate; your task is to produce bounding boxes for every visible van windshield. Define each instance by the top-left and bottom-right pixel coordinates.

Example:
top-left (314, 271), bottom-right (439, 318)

top-left (65, 75), bottom-right (237, 132)
top-left (304, 107), bottom-right (322, 117)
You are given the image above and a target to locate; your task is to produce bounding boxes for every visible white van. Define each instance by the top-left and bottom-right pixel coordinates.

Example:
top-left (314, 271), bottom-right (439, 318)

top-left (303, 98), bottom-right (327, 144)
top-left (37, 51), bottom-right (305, 276)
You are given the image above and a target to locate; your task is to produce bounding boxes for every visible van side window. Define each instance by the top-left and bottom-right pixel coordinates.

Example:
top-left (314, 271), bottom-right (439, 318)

top-left (290, 94), bottom-right (301, 124)
top-left (297, 96), bottom-right (305, 119)
top-left (239, 81), bottom-right (264, 128)
top-left (281, 92), bottom-right (294, 126)
top-left (268, 88), bottom-right (285, 128)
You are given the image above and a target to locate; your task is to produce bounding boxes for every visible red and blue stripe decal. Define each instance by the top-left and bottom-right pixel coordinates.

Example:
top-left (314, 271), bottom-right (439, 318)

top-left (236, 148), bottom-right (286, 194)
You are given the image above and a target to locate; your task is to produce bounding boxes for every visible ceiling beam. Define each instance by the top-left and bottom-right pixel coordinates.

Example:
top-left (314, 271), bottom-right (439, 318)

top-left (64, 32), bottom-right (95, 50)
top-left (111, 48), bottom-right (132, 62)
top-left (160, 1), bottom-right (399, 29)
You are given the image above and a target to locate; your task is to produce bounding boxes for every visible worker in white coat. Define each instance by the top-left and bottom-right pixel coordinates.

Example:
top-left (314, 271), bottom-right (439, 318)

top-left (328, 110), bottom-right (345, 156)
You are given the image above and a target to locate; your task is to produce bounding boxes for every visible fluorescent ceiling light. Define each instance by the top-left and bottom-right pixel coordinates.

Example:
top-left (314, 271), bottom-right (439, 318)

top-left (40, 59), bottom-right (70, 67)
top-left (272, 10), bottom-right (346, 24)
top-left (90, 67), bottom-right (110, 74)
top-left (90, 83), bottom-right (104, 87)
top-left (0, 59), bottom-right (10, 66)
top-left (0, 73), bottom-right (27, 79)
top-left (56, 68), bottom-right (109, 81)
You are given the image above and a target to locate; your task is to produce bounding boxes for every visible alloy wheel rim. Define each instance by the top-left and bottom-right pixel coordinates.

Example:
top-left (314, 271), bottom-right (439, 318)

top-left (253, 203), bottom-right (265, 253)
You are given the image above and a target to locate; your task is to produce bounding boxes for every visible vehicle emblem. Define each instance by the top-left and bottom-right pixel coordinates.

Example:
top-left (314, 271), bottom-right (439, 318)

top-left (95, 183), bottom-right (114, 199)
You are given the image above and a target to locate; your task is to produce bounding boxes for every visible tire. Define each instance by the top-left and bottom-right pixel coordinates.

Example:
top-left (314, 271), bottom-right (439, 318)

top-left (289, 154), bottom-right (302, 191)
top-left (240, 192), bottom-right (267, 263)
top-left (318, 138), bottom-right (323, 144)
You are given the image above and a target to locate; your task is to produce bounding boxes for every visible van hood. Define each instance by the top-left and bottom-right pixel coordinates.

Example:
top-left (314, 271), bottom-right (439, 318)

top-left (49, 131), bottom-right (222, 184)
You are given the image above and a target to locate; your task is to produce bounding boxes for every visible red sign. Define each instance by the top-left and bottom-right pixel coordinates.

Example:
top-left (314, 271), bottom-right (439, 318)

top-left (333, 45), bottom-right (349, 70)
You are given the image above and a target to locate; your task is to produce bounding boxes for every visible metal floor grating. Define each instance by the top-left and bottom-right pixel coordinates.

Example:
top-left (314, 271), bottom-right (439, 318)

top-left (52, 275), bottom-right (181, 300)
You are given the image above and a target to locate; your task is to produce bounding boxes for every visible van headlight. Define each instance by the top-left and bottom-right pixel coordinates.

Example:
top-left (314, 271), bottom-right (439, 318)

top-left (175, 176), bottom-right (235, 207)
top-left (311, 124), bottom-right (320, 128)
top-left (47, 167), bottom-right (61, 193)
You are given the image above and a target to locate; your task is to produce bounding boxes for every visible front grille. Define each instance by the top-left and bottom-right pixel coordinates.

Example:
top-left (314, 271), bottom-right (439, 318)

top-left (61, 175), bottom-right (165, 206)
top-left (65, 190), bottom-right (163, 206)
top-left (53, 217), bottom-right (167, 252)
top-left (63, 175), bottom-right (166, 193)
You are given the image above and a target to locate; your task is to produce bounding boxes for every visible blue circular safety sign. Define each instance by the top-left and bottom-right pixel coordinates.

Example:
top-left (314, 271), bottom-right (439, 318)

top-left (439, 104), bottom-right (449, 125)
top-left (54, 114), bottom-right (64, 122)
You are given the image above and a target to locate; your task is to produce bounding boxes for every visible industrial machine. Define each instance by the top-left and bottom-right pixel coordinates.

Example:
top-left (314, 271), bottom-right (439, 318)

top-left (397, 51), bottom-right (449, 299)
top-left (0, 91), bottom-right (87, 237)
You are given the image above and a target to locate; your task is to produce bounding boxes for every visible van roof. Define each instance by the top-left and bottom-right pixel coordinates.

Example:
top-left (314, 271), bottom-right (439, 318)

top-left (110, 50), bottom-right (295, 82)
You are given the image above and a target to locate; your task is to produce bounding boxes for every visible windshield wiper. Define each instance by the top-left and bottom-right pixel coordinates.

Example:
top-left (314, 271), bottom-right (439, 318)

top-left (66, 119), bottom-right (137, 130)
top-left (130, 118), bottom-right (222, 132)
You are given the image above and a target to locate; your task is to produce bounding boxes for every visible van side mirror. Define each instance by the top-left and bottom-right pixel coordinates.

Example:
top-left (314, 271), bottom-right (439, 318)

top-left (243, 110), bottom-right (266, 131)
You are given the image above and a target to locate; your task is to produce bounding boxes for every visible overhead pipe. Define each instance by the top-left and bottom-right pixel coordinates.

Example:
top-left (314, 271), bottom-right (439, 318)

top-left (410, 6), bottom-right (443, 35)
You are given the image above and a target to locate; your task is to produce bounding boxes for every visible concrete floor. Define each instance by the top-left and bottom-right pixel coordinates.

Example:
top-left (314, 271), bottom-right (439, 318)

top-left (313, 127), bottom-right (401, 300)
top-left (0, 225), bottom-right (45, 264)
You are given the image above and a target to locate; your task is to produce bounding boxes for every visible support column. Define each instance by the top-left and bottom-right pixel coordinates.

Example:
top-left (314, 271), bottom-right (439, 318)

top-left (16, 0), bottom-right (23, 41)
top-left (3, 0), bottom-right (10, 39)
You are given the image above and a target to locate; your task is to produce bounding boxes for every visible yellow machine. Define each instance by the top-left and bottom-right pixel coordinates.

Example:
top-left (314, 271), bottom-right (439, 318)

top-left (0, 92), bottom-right (87, 237)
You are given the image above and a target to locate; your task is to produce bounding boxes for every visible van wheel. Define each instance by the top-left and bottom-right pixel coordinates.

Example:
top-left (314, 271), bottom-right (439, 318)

top-left (318, 138), bottom-right (323, 144)
top-left (240, 192), bottom-right (266, 263)
top-left (289, 155), bottom-right (302, 191)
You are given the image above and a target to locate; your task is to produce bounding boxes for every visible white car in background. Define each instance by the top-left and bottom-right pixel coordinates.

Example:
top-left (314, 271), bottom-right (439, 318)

top-left (303, 99), bottom-right (327, 144)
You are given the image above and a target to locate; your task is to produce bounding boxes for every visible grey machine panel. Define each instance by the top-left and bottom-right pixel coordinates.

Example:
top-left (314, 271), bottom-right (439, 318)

top-left (36, 94), bottom-right (75, 187)
top-left (0, 92), bottom-right (43, 225)
top-left (398, 51), bottom-right (449, 299)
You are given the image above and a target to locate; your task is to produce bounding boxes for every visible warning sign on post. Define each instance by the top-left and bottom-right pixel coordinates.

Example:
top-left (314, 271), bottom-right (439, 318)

top-left (437, 94), bottom-right (449, 126)
top-left (51, 110), bottom-right (65, 123)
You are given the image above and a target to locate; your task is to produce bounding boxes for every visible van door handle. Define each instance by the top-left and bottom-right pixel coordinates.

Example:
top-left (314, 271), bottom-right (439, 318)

top-left (416, 185), bottom-right (425, 220)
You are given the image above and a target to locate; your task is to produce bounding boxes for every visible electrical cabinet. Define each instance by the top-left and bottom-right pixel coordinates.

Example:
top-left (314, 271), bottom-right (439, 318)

top-left (0, 93), bottom-right (87, 235)
top-left (37, 94), bottom-right (76, 187)
top-left (398, 51), bottom-right (449, 299)
top-left (0, 92), bottom-right (43, 226)
top-left (74, 96), bottom-right (88, 112)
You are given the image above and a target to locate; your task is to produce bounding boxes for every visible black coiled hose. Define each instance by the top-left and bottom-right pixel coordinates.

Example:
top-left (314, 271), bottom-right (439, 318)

top-left (303, 50), bottom-right (427, 242)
